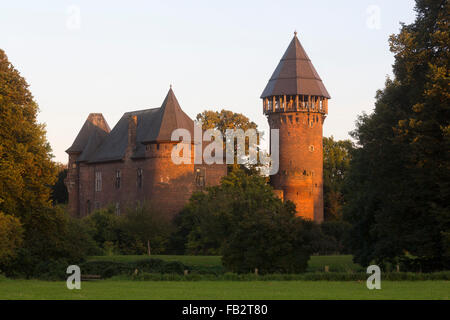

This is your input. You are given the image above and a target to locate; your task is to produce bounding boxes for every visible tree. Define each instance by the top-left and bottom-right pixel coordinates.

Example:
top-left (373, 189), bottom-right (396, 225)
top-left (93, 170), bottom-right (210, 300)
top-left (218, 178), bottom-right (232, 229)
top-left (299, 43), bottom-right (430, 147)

top-left (171, 167), bottom-right (313, 273)
top-left (196, 109), bottom-right (258, 135)
top-left (344, 0), bottom-right (449, 271)
top-left (117, 204), bottom-right (173, 255)
top-left (0, 49), bottom-right (57, 218)
top-left (196, 109), bottom-right (261, 172)
top-left (0, 212), bottom-right (23, 263)
top-left (0, 49), bottom-right (83, 275)
top-left (323, 136), bottom-right (353, 220)
top-left (51, 163), bottom-right (68, 204)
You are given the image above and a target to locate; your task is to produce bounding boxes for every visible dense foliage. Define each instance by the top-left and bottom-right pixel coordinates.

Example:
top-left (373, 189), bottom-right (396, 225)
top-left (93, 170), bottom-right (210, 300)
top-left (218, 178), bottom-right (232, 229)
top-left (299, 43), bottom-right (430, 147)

top-left (323, 136), bottom-right (354, 220)
top-left (170, 168), bottom-right (314, 273)
top-left (0, 211), bottom-right (23, 262)
top-left (344, 0), bottom-right (449, 271)
top-left (0, 49), bottom-right (56, 218)
top-left (51, 164), bottom-right (68, 204)
top-left (83, 204), bottom-right (173, 256)
top-left (0, 49), bottom-right (82, 275)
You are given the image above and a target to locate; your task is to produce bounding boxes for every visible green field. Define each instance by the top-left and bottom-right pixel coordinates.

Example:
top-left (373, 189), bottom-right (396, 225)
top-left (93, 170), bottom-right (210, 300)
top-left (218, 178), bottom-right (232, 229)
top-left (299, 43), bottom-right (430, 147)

top-left (0, 280), bottom-right (448, 299)
top-left (2, 255), bottom-right (447, 299)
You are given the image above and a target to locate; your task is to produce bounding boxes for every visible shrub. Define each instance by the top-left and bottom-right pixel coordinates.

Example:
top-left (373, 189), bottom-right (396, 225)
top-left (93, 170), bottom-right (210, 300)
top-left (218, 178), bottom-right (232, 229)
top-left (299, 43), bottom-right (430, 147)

top-left (33, 259), bottom-right (69, 280)
top-left (79, 261), bottom-right (133, 278)
top-left (0, 212), bottom-right (23, 263)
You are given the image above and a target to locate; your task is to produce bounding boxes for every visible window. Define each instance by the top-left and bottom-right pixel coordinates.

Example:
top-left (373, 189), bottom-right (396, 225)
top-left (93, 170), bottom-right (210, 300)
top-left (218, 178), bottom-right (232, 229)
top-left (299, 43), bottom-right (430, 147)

top-left (195, 168), bottom-right (205, 187)
top-left (86, 200), bottom-right (91, 215)
top-left (95, 171), bottom-right (102, 192)
top-left (137, 168), bottom-right (143, 189)
top-left (94, 201), bottom-right (100, 210)
top-left (115, 170), bottom-right (121, 189)
top-left (309, 145), bottom-right (315, 152)
top-left (115, 202), bottom-right (120, 215)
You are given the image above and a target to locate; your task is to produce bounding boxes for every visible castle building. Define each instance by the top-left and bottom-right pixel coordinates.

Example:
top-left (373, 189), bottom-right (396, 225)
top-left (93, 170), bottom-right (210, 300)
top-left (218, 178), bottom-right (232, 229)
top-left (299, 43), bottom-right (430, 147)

top-left (261, 32), bottom-right (330, 222)
top-left (65, 88), bottom-right (227, 217)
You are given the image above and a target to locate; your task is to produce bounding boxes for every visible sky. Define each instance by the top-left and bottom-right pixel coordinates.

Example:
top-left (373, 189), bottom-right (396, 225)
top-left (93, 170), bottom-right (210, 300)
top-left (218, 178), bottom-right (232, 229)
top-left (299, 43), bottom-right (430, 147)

top-left (0, 0), bottom-right (417, 163)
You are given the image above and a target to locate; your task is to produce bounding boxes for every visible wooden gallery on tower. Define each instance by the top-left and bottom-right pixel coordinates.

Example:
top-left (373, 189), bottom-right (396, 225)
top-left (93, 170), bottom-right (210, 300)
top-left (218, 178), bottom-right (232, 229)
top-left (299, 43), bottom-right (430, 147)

top-left (66, 33), bottom-right (330, 223)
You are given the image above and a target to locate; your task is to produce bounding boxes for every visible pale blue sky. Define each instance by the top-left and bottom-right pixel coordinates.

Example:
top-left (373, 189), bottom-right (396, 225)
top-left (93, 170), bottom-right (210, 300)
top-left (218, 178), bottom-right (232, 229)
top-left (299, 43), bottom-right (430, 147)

top-left (0, 0), bottom-right (416, 162)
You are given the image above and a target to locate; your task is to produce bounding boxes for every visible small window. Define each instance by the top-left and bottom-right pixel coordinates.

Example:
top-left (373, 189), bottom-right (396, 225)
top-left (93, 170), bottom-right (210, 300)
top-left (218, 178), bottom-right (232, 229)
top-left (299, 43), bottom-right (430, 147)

top-left (95, 171), bottom-right (102, 192)
top-left (115, 170), bottom-right (121, 189)
top-left (86, 200), bottom-right (91, 215)
top-left (115, 202), bottom-right (120, 216)
top-left (309, 145), bottom-right (315, 152)
top-left (195, 168), bottom-right (205, 187)
top-left (137, 168), bottom-right (143, 189)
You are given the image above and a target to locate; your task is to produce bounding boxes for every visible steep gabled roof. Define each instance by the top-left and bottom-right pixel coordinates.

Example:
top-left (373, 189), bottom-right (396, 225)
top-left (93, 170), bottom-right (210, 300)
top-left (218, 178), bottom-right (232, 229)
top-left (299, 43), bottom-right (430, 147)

top-left (66, 113), bottom-right (110, 156)
top-left (86, 108), bottom-right (160, 163)
top-left (261, 33), bottom-right (330, 99)
top-left (80, 88), bottom-right (194, 164)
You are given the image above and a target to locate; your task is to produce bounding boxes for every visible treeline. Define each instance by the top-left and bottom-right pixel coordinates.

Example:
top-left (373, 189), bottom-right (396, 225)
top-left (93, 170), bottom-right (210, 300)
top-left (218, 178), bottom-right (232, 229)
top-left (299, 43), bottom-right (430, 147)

top-left (0, 0), bottom-right (448, 277)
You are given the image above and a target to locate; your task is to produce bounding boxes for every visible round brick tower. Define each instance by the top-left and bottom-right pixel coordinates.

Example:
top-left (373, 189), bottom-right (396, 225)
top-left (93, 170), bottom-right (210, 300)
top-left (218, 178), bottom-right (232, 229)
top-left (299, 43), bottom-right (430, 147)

top-left (261, 32), bottom-right (330, 222)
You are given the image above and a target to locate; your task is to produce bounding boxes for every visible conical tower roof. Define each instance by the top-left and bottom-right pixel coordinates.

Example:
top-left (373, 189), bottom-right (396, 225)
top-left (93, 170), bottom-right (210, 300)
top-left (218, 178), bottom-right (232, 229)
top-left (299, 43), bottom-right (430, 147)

top-left (142, 87), bottom-right (194, 142)
top-left (261, 33), bottom-right (330, 99)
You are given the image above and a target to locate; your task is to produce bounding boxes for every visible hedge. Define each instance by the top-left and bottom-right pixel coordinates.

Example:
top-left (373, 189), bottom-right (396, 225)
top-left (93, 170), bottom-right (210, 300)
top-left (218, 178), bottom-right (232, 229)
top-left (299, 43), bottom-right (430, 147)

top-left (111, 271), bottom-right (450, 281)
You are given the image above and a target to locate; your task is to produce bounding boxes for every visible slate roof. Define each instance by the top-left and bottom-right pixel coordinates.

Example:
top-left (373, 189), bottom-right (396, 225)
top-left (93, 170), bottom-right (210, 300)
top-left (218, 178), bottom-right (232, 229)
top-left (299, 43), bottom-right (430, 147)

top-left (68, 88), bottom-right (194, 163)
top-left (66, 113), bottom-right (111, 157)
top-left (261, 33), bottom-right (330, 99)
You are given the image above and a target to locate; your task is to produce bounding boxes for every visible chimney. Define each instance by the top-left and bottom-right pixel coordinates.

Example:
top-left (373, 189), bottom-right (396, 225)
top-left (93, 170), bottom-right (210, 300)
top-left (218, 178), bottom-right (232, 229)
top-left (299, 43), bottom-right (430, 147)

top-left (127, 115), bottom-right (138, 152)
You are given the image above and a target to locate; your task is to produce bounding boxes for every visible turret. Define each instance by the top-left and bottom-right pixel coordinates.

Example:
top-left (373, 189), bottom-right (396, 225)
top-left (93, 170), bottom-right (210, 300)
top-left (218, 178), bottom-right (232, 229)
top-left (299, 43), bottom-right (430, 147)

top-left (261, 32), bottom-right (330, 222)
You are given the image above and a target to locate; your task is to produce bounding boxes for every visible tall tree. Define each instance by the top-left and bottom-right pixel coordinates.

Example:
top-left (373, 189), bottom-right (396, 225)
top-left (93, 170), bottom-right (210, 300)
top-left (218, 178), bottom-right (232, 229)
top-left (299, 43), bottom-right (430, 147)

top-left (0, 49), bottom-right (62, 272)
top-left (0, 49), bottom-right (56, 218)
top-left (323, 136), bottom-right (353, 220)
top-left (344, 0), bottom-right (449, 270)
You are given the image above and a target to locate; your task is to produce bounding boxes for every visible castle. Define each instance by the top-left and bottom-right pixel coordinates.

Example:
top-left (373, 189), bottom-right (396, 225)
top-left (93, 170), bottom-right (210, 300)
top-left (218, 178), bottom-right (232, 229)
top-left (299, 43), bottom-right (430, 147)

top-left (66, 33), bottom-right (329, 222)
top-left (65, 88), bottom-right (227, 217)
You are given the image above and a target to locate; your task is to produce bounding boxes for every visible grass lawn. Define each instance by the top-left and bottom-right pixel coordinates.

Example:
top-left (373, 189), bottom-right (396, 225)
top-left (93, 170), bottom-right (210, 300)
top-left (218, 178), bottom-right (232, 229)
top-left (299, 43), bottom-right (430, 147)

top-left (87, 254), bottom-right (362, 272)
top-left (0, 280), bottom-right (448, 300)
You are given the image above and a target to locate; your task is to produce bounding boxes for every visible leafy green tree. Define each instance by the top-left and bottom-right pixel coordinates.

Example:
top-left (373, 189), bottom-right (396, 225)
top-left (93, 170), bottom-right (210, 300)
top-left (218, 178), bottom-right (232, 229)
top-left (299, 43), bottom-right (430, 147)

top-left (196, 109), bottom-right (261, 172)
top-left (0, 50), bottom-right (92, 276)
top-left (0, 49), bottom-right (56, 218)
top-left (344, 0), bottom-right (449, 271)
top-left (117, 204), bottom-right (173, 255)
top-left (196, 109), bottom-right (257, 134)
top-left (0, 211), bottom-right (23, 263)
top-left (171, 167), bottom-right (313, 273)
top-left (323, 136), bottom-right (353, 220)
